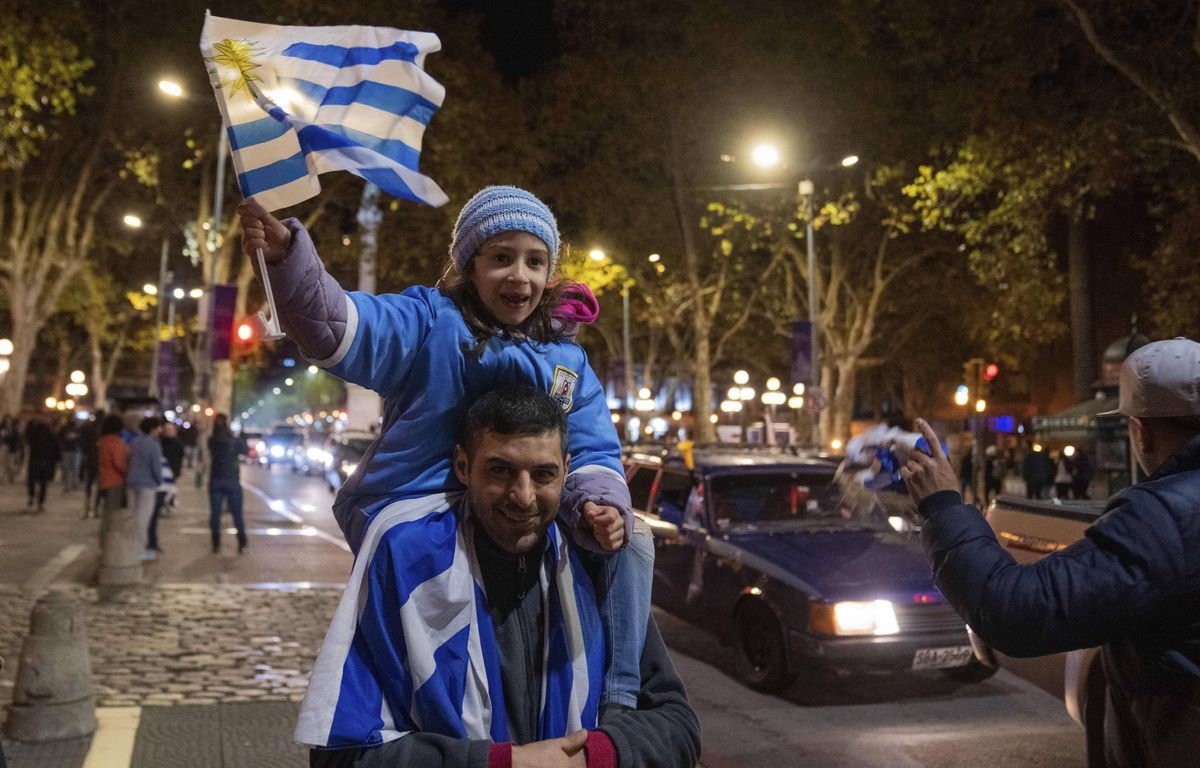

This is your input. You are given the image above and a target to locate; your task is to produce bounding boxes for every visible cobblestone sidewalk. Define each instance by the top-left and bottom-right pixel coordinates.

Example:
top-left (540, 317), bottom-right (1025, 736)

top-left (1, 583), bottom-right (341, 710)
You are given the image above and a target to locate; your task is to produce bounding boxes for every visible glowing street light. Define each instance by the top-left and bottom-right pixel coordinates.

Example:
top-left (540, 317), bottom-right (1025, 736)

top-left (0, 338), bottom-right (12, 356)
top-left (45, 396), bottom-right (57, 409)
top-left (733, 369), bottom-right (750, 385)
top-left (648, 253), bottom-right (661, 263)
top-left (189, 288), bottom-right (204, 299)
top-left (173, 287), bottom-right (185, 300)
top-left (792, 382), bottom-right (805, 396)
top-left (766, 377), bottom-right (781, 391)
top-left (975, 399), bottom-right (987, 413)
top-left (123, 213), bottom-right (144, 229)
top-left (954, 385), bottom-right (970, 407)
top-left (841, 155), bottom-right (860, 167)
top-left (588, 248), bottom-right (607, 262)
top-left (143, 283), bottom-right (158, 296)
top-left (70, 370), bottom-right (85, 384)
top-left (671, 410), bottom-right (683, 421)
top-left (751, 143), bottom-right (781, 168)
top-left (158, 79), bottom-right (184, 98)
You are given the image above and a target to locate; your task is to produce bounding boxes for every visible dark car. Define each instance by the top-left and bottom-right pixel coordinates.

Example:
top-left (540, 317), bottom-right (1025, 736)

top-left (259, 425), bottom-right (303, 469)
top-left (627, 447), bottom-right (992, 692)
top-left (324, 430), bottom-right (375, 493)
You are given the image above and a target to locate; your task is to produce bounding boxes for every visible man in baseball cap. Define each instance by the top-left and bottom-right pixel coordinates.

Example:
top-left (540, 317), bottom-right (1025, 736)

top-left (898, 337), bottom-right (1200, 767)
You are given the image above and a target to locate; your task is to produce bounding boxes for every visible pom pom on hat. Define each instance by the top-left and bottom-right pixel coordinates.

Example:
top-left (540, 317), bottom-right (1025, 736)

top-left (450, 186), bottom-right (560, 272)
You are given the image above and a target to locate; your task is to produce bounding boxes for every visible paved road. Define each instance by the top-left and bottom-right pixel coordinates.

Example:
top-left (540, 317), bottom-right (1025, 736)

top-left (0, 464), bottom-right (1087, 766)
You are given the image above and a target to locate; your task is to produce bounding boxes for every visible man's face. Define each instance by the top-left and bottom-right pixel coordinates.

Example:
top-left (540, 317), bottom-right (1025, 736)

top-left (453, 428), bottom-right (567, 554)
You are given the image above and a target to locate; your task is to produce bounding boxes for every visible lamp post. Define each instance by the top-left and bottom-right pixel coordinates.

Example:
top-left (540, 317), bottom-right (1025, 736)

top-left (798, 178), bottom-right (820, 449)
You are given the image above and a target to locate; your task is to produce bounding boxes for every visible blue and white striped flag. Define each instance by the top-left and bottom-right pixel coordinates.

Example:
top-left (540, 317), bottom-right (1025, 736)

top-left (200, 12), bottom-right (448, 212)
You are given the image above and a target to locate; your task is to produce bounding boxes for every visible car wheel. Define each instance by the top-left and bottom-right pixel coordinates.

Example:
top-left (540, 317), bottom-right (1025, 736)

top-left (940, 659), bottom-right (998, 683)
top-left (733, 602), bottom-right (794, 693)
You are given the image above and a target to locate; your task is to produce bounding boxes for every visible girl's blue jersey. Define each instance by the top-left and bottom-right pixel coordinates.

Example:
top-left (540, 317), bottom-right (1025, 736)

top-left (324, 286), bottom-right (625, 542)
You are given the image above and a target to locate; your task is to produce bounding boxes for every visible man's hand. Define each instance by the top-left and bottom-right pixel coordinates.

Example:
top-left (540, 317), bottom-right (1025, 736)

top-left (900, 418), bottom-right (960, 505)
top-left (238, 199), bottom-right (292, 264)
top-left (584, 501), bottom-right (625, 551)
top-left (511, 730), bottom-right (588, 768)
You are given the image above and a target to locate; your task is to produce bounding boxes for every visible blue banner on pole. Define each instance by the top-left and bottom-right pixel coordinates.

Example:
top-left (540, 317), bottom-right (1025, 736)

top-left (792, 320), bottom-right (813, 384)
top-left (157, 339), bottom-right (179, 406)
top-left (210, 284), bottom-right (238, 362)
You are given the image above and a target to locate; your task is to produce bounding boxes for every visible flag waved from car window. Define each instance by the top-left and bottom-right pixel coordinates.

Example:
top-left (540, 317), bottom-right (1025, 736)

top-left (200, 12), bottom-right (449, 212)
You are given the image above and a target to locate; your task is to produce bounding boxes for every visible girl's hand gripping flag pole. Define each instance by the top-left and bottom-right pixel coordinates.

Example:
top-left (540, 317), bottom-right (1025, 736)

top-left (199, 12), bottom-right (449, 339)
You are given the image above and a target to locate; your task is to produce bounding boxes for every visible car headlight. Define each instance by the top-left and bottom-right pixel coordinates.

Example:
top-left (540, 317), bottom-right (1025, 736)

top-left (341, 461), bottom-right (358, 476)
top-left (307, 447), bottom-right (325, 461)
top-left (270, 444), bottom-right (285, 458)
top-left (255, 441), bottom-right (267, 454)
top-left (809, 599), bottom-right (899, 636)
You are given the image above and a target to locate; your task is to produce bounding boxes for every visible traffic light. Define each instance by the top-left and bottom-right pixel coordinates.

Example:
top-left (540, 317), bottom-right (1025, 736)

top-left (983, 362), bottom-right (999, 382)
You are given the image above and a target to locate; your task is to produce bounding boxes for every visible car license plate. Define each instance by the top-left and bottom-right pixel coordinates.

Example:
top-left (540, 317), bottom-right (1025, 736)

top-left (912, 645), bottom-right (974, 671)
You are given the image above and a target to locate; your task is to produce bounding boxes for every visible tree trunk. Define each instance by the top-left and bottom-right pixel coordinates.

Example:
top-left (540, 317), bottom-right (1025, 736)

top-left (90, 336), bottom-right (108, 412)
top-left (830, 357), bottom-right (859, 445)
top-left (1067, 206), bottom-right (1096, 402)
top-left (1, 291), bottom-right (42, 414)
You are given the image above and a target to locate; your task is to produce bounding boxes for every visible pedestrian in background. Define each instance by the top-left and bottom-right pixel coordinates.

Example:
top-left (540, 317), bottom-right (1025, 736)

top-left (3, 415), bottom-right (24, 483)
top-left (179, 422), bottom-right (198, 468)
top-left (126, 417), bottom-right (164, 561)
top-left (0, 416), bottom-right (13, 482)
top-left (24, 416), bottom-right (59, 513)
top-left (1071, 450), bottom-right (1094, 500)
top-left (58, 416), bottom-right (82, 492)
top-left (1021, 444), bottom-right (1043, 499)
top-left (95, 414), bottom-right (128, 539)
top-left (146, 443), bottom-right (175, 557)
top-left (958, 446), bottom-right (974, 501)
top-left (901, 337), bottom-right (1200, 767)
top-left (160, 422), bottom-right (184, 513)
top-left (79, 410), bottom-right (103, 518)
top-left (1052, 449), bottom-right (1073, 499)
top-left (208, 413), bottom-right (248, 554)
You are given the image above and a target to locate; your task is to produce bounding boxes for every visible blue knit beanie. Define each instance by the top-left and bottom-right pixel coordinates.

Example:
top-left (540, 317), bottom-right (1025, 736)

top-left (449, 186), bottom-right (560, 273)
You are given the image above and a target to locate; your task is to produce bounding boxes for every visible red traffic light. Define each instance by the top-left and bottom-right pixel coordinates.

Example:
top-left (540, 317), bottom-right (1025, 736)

top-left (983, 363), bottom-right (999, 381)
top-left (236, 322), bottom-right (255, 342)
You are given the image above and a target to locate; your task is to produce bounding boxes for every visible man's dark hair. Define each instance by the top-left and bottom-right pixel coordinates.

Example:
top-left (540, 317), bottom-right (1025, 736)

top-left (139, 416), bottom-right (161, 434)
top-left (464, 385), bottom-right (568, 456)
top-left (100, 414), bottom-right (123, 436)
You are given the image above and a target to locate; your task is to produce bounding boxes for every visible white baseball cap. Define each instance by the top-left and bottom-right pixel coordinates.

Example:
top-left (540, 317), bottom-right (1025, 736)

top-left (1099, 337), bottom-right (1200, 418)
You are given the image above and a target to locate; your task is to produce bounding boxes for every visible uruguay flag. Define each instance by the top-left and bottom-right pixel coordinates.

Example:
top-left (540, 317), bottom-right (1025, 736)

top-left (200, 12), bottom-right (448, 212)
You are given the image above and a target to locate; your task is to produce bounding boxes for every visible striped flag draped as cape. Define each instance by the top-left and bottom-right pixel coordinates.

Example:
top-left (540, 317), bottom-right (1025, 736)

top-left (199, 12), bottom-right (448, 212)
top-left (295, 493), bottom-right (605, 748)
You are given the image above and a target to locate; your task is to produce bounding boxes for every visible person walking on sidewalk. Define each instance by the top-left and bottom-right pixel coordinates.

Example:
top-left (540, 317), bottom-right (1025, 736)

top-left (2, 415), bottom-right (24, 483)
top-left (58, 416), bottom-right (82, 492)
top-left (146, 446), bottom-right (175, 556)
top-left (96, 414), bottom-right (128, 539)
top-left (208, 413), bottom-right (248, 554)
top-left (80, 410), bottom-right (103, 518)
top-left (24, 416), bottom-right (60, 513)
top-left (126, 417), bottom-right (164, 561)
top-left (159, 421), bottom-right (184, 515)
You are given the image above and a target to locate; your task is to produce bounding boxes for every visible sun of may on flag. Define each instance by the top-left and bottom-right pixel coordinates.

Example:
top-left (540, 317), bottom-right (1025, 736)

top-left (199, 12), bottom-right (449, 213)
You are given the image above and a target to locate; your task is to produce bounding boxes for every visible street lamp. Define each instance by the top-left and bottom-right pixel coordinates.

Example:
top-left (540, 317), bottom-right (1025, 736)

top-left (123, 213), bottom-right (144, 229)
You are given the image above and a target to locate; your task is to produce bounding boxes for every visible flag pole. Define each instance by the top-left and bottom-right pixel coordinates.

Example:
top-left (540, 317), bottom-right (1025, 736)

top-left (254, 247), bottom-right (286, 340)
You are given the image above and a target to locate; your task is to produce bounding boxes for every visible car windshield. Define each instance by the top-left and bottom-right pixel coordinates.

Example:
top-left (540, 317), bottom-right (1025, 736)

top-left (708, 471), bottom-right (890, 531)
top-left (345, 438), bottom-right (373, 458)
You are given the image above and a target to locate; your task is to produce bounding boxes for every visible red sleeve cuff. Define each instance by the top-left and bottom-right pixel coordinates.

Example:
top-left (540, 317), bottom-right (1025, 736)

top-left (586, 730), bottom-right (617, 768)
top-left (489, 741), bottom-right (513, 768)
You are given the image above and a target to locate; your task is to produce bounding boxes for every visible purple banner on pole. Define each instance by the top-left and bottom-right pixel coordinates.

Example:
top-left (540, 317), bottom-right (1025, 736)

top-left (792, 320), bottom-right (813, 384)
top-left (157, 339), bottom-right (179, 406)
top-left (210, 283), bottom-right (238, 362)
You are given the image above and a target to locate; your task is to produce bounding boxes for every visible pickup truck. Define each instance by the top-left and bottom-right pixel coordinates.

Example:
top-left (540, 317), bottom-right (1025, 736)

top-left (972, 494), bottom-right (1108, 767)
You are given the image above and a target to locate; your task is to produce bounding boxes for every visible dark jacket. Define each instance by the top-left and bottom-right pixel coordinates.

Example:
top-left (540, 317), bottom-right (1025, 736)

top-left (208, 430), bottom-right (246, 481)
top-left (24, 422), bottom-right (60, 466)
top-left (919, 435), bottom-right (1200, 768)
top-left (161, 436), bottom-right (185, 479)
top-left (309, 530), bottom-right (701, 768)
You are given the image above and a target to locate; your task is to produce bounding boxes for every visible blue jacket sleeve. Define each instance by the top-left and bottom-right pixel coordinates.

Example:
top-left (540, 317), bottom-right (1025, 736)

top-left (919, 490), bottom-right (1186, 657)
top-left (324, 288), bottom-right (438, 396)
top-left (560, 359), bottom-right (632, 549)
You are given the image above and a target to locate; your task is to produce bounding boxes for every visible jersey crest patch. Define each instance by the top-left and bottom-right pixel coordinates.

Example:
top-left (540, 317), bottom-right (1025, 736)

top-left (550, 365), bottom-right (579, 411)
